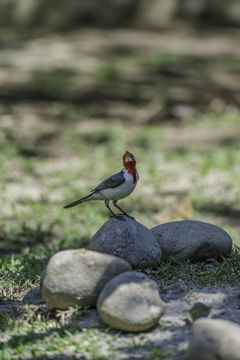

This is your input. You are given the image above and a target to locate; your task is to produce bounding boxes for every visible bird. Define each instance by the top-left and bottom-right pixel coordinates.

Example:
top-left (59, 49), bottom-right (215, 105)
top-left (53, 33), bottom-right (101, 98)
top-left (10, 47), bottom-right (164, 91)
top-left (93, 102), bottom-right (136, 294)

top-left (63, 151), bottom-right (139, 219)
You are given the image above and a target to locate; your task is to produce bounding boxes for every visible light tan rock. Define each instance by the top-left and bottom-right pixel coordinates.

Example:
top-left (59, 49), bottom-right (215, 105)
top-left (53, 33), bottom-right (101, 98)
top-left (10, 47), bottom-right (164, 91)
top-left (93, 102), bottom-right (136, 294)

top-left (41, 249), bottom-right (132, 309)
top-left (187, 318), bottom-right (240, 360)
top-left (97, 271), bottom-right (165, 332)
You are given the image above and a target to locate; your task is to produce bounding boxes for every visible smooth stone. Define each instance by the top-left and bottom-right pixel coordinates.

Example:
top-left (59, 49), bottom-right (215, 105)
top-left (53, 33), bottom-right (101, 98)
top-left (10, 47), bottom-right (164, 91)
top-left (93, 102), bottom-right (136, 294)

top-left (151, 220), bottom-right (232, 261)
top-left (41, 249), bottom-right (132, 309)
top-left (89, 216), bottom-right (162, 268)
top-left (189, 302), bottom-right (211, 321)
top-left (23, 287), bottom-right (42, 305)
top-left (186, 318), bottom-right (240, 360)
top-left (97, 271), bottom-right (165, 332)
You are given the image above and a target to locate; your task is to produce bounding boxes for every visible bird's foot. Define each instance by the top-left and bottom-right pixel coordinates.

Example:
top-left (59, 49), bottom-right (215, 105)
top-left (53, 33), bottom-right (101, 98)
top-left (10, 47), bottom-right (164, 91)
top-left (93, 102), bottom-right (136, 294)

top-left (109, 214), bottom-right (125, 221)
top-left (118, 214), bottom-right (135, 220)
top-left (126, 214), bottom-right (135, 220)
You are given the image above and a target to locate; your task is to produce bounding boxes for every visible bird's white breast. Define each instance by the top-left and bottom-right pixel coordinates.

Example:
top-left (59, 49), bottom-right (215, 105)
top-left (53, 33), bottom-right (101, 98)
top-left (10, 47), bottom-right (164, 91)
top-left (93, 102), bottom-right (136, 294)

top-left (99, 168), bottom-right (138, 200)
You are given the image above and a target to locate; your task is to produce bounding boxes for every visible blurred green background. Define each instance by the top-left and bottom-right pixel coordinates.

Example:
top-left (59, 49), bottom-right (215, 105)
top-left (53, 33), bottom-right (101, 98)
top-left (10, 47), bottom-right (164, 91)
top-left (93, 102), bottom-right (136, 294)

top-left (1, 1), bottom-right (240, 359)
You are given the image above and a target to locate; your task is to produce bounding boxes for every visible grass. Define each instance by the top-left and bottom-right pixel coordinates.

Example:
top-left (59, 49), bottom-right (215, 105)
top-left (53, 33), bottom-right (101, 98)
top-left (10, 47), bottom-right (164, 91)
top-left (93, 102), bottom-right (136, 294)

top-left (142, 50), bottom-right (185, 73)
top-left (142, 50), bottom-right (240, 76)
top-left (1, 322), bottom-right (112, 360)
top-left (154, 249), bottom-right (240, 288)
top-left (96, 62), bottom-right (122, 83)
top-left (1, 110), bottom-right (240, 359)
top-left (31, 69), bottom-right (79, 99)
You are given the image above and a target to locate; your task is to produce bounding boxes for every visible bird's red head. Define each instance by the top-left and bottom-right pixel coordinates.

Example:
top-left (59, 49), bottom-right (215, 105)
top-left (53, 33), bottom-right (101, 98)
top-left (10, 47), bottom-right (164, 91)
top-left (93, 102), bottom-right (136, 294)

top-left (123, 151), bottom-right (136, 169)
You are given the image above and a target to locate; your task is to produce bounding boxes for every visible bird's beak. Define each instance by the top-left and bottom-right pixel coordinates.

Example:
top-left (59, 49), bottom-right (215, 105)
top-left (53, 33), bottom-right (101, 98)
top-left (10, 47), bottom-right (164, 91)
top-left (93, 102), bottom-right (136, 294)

top-left (125, 156), bottom-right (132, 162)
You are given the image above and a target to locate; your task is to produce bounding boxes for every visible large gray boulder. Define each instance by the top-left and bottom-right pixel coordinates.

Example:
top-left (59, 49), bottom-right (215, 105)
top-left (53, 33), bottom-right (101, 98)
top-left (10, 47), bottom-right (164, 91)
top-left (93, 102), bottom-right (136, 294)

top-left (151, 220), bottom-right (232, 261)
top-left (41, 249), bottom-right (132, 309)
top-left (186, 318), bottom-right (240, 360)
top-left (97, 271), bottom-right (165, 332)
top-left (89, 216), bottom-right (162, 268)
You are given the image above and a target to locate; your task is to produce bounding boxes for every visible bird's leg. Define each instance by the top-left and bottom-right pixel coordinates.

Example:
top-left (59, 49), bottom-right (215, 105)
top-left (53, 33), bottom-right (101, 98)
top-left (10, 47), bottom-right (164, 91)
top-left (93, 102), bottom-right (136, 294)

top-left (105, 200), bottom-right (124, 220)
top-left (105, 200), bottom-right (116, 216)
top-left (112, 200), bottom-right (134, 220)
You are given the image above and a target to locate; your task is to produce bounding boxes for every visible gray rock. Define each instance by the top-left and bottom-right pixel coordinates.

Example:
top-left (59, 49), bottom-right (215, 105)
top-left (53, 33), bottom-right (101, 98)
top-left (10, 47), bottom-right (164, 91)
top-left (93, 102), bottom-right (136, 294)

top-left (24, 287), bottom-right (42, 305)
top-left (186, 318), bottom-right (240, 360)
top-left (41, 249), bottom-right (132, 309)
top-left (189, 302), bottom-right (211, 321)
top-left (97, 271), bottom-right (165, 332)
top-left (89, 216), bottom-right (162, 268)
top-left (151, 220), bottom-right (232, 261)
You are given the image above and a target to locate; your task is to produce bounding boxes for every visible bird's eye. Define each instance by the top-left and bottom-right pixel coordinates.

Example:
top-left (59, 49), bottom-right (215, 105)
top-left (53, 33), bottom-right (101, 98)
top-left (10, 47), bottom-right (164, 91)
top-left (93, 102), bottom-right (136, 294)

top-left (125, 156), bottom-right (133, 162)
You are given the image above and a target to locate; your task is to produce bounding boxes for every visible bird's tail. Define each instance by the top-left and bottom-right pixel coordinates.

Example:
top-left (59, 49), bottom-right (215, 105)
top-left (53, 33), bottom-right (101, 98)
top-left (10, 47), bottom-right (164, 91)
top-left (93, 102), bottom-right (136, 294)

top-left (63, 193), bottom-right (93, 209)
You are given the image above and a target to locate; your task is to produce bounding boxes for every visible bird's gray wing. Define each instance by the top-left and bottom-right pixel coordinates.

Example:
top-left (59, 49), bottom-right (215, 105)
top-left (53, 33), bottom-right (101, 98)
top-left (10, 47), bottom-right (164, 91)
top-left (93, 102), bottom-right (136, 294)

top-left (92, 169), bottom-right (125, 192)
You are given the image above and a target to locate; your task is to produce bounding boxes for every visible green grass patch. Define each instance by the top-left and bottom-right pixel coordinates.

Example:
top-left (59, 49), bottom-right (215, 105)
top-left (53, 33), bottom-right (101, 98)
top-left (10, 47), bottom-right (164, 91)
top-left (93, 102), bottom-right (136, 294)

top-left (152, 247), bottom-right (240, 289)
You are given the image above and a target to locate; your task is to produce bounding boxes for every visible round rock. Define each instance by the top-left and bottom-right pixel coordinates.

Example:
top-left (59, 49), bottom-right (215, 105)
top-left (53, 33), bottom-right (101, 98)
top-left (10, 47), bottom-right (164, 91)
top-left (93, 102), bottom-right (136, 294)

top-left (41, 249), bottom-right (132, 309)
top-left (89, 216), bottom-right (162, 268)
top-left (97, 271), bottom-right (165, 332)
top-left (151, 220), bottom-right (232, 261)
top-left (187, 318), bottom-right (240, 360)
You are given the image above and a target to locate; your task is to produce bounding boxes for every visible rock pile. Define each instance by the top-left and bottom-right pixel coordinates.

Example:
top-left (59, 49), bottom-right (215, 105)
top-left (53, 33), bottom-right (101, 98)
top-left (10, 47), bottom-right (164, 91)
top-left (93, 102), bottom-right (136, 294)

top-left (41, 247), bottom-right (164, 331)
top-left (41, 248), bottom-right (131, 309)
top-left (41, 215), bottom-right (234, 339)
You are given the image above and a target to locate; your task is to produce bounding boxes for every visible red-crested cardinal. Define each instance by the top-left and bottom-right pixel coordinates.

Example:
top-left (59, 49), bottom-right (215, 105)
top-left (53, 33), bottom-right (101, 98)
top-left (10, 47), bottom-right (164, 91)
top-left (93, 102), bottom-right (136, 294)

top-left (63, 151), bottom-right (139, 219)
